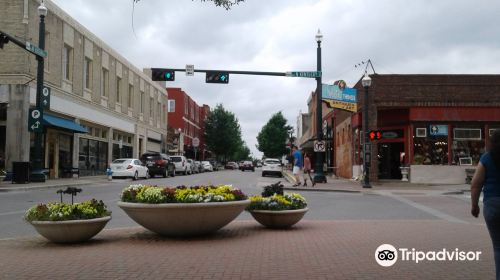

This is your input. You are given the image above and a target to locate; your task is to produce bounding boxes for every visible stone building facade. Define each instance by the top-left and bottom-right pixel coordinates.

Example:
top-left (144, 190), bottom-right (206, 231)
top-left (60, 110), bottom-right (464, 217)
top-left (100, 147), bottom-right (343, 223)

top-left (0, 0), bottom-right (168, 178)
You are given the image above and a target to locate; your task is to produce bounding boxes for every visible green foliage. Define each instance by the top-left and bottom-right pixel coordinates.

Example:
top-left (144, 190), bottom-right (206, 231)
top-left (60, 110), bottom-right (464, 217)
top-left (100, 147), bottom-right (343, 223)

top-left (24, 199), bottom-right (111, 221)
top-left (256, 112), bottom-right (293, 158)
top-left (204, 104), bottom-right (244, 162)
top-left (247, 193), bottom-right (307, 211)
top-left (261, 181), bottom-right (284, 197)
top-left (233, 143), bottom-right (251, 161)
top-left (120, 184), bottom-right (247, 203)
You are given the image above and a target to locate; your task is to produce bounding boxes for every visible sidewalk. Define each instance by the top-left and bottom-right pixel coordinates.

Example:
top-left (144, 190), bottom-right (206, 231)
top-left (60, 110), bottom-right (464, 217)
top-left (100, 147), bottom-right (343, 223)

top-left (281, 170), bottom-right (471, 195)
top-left (0, 175), bottom-right (110, 192)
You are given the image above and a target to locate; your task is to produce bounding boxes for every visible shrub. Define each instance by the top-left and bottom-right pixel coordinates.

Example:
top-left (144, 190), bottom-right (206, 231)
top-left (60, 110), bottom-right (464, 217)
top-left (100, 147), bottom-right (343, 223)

top-left (261, 181), bottom-right (284, 197)
top-left (247, 193), bottom-right (307, 211)
top-left (120, 184), bottom-right (247, 203)
top-left (24, 199), bottom-right (111, 221)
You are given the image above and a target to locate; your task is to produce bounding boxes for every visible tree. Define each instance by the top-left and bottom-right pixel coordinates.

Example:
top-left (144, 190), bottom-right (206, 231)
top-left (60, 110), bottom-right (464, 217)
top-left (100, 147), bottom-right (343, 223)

top-left (233, 143), bottom-right (251, 161)
top-left (256, 112), bottom-right (293, 158)
top-left (133, 0), bottom-right (245, 10)
top-left (204, 104), bottom-right (243, 162)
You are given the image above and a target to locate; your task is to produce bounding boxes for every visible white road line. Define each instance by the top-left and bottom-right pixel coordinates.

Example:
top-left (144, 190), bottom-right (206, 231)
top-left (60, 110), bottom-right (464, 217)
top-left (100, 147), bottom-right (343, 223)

top-left (388, 194), bottom-right (469, 224)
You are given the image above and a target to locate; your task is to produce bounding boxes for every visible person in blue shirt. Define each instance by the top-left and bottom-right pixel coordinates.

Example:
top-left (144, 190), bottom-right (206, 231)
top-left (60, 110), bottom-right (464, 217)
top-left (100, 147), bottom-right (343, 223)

top-left (292, 146), bottom-right (303, 187)
top-left (471, 129), bottom-right (500, 279)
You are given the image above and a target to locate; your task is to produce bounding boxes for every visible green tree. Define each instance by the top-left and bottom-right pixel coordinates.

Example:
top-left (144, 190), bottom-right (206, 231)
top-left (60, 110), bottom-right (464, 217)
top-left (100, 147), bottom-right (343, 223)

top-left (134, 0), bottom-right (245, 10)
top-left (256, 112), bottom-right (293, 158)
top-left (233, 143), bottom-right (251, 161)
top-left (204, 104), bottom-right (243, 162)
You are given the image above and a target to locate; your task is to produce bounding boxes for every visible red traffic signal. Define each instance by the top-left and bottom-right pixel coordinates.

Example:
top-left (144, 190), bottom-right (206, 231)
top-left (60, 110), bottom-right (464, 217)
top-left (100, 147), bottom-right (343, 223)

top-left (369, 130), bottom-right (382, 141)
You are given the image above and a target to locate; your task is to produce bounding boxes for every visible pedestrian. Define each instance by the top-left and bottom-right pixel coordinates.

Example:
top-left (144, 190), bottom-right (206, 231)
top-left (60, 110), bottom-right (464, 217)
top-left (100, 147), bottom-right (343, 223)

top-left (292, 146), bottom-right (302, 187)
top-left (471, 129), bottom-right (500, 279)
top-left (302, 152), bottom-right (315, 187)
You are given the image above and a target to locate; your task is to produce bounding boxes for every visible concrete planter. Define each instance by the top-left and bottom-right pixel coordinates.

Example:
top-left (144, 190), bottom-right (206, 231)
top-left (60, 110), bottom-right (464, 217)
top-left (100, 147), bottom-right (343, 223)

top-left (117, 200), bottom-right (250, 237)
top-left (28, 216), bottom-right (111, 243)
top-left (249, 208), bottom-right (308, 229)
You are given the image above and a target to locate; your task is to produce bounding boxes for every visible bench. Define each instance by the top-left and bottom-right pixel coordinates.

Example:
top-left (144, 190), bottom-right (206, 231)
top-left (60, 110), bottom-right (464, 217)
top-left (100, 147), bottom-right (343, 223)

top-left (62, 167), bottom-right (80, 178)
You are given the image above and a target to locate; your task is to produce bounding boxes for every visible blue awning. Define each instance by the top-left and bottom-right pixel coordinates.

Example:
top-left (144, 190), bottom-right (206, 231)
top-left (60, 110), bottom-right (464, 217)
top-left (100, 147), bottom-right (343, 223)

top-left (42, 114), bottom-right (88, 133)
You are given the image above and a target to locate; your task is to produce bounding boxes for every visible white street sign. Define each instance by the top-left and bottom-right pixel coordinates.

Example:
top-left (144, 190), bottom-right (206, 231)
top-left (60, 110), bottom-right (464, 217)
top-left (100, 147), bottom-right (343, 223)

top-left (192, 137), bottom-right (200, 147)
top-left (31, 109), bottom-right (41, 119)
top-left (314, 140), bottom-right (326, 152)
top-left (186, 64), bottom-right (194, 76)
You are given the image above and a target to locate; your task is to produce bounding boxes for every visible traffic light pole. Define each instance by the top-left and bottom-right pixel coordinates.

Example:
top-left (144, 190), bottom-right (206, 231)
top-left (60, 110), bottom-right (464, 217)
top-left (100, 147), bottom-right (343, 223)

top-left (362, 84), bottom-right (371, 188)
top-left (152, 68), bottom-right (289, 77)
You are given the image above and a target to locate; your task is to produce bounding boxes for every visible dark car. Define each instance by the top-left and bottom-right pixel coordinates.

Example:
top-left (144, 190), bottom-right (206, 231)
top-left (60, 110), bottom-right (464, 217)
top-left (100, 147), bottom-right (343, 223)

top-left (241, 161), bottom-right (255, 172)
top-left (140, 152), bottom-right (175, 178)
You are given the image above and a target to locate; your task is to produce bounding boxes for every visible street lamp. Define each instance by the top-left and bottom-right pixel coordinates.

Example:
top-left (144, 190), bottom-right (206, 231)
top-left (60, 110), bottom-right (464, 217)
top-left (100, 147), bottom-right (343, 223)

top-left (313, 29), bottom-right (326, 184)
top-left (31, 1), bottom-right (47, 182)
top-left (361, 73), bottom-right (372, 188)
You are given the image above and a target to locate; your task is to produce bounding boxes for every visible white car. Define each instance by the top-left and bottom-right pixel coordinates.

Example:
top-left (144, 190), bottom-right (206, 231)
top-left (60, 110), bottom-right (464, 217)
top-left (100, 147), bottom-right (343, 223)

top-left (261, 158), bottom-right (283, 177)
top-left (110, 158), bottom-right (149, 180)
top-left (201, 161), bottom-right (213, 172)
top-left (170, 156), bottom-right (192, 175)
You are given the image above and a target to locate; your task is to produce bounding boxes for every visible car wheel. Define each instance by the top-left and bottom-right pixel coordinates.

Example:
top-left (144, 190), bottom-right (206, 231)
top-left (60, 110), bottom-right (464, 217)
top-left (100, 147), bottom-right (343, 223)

top-left (171, 168), bottom-right (176, 177)
top-left (163, 169), bottom-right (167, 178)
top-left (133, 171), bottom-right (138, 180)
top-left (262, 172), bottom-right (266, 177)
top-left (252, 169), bottom-right (255, 172)
top-left (184, 168), bottom-right (187, 175)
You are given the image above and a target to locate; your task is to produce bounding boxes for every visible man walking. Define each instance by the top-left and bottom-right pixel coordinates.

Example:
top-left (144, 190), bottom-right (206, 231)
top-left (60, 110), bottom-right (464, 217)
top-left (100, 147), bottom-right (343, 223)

top-left (292, 146), bottom-right (303, 187)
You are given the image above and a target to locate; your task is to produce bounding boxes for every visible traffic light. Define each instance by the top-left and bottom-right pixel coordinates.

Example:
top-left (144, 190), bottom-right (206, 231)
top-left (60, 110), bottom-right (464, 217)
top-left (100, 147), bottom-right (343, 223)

top-left (206, 71), bottom-right (229, 84)
top-left (369, 130), bottom-right (382, 141)
top-left (151, 68), bottom-right (175, 81)
top-left (0, 33), bottom-right (9, 49)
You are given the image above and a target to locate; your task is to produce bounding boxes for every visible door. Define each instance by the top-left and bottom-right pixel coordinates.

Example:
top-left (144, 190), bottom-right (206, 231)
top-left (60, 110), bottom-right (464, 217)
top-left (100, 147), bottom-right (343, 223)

top-left (378, 142), bottom-right (404, 179)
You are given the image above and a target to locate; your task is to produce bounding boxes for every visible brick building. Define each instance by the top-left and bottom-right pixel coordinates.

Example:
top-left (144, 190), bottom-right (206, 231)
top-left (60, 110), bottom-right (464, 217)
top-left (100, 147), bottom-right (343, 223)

top-left (166, 87), bottom-right (209, 160)
top-left (0, 0), bottom-right (168, 177)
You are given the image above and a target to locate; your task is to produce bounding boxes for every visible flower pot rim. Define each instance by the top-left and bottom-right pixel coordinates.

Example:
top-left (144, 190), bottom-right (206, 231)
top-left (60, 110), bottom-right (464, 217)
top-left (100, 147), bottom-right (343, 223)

top-left (117, 199), bottom-right (250, 208)
top-left (248, 208), bottom-right (309, 214)
top-left (27, 215), bottom-right (111, 225)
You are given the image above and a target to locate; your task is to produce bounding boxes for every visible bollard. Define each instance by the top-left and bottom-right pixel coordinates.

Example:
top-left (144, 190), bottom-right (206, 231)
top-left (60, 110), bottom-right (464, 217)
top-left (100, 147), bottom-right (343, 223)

top-left (106, 167), bottom-right (113, 181)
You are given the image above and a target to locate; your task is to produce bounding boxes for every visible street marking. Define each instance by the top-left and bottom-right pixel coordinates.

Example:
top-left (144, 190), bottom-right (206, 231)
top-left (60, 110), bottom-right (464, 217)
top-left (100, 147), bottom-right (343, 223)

top-left (388, 194), bottom-right (468, 224)
top-left (0, 210), bottom-right (25, 217)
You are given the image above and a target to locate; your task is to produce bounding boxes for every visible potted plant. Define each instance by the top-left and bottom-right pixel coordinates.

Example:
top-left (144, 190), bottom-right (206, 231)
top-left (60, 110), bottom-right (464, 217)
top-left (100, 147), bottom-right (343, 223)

top-left (117, 184), bottom-right (249, 237)
top-left (24, 188), bottom-right (111, 243)
top-left (246, 182), bottom-right (308, 229)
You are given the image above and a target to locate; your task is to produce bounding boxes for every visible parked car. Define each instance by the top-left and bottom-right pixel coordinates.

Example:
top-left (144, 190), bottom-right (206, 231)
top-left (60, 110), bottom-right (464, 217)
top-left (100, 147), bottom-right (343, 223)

top-left (261, 158), bottom-right (282, 177)
top-left (201, 161), bottom-right (213, 172)
top-left (187, 159), bottom-right (197, 174)
top-left (256, 161), bottom-right (262, 167)
top-left (225, 161), bottom-right (239, 170)
top-left (140, 152), bottom-right (175, 178)
top-left (239, 161), bottom-right (245, 170)
top-left (194, 161), bottom-right (203, 173)
top-left (209, 160), bottom-right (221, 171)
top-left (241, 161), bottom-right (255, 172)
top-left (110, 158), bottom-right (149, 180)
top-left (170, 155), bottom-right (192, 175)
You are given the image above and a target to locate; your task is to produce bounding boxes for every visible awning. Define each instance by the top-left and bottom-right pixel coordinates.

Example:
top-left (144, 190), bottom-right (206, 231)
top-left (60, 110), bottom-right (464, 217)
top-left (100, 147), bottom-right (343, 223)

top-left (43, 114), bottom-right (88, 133)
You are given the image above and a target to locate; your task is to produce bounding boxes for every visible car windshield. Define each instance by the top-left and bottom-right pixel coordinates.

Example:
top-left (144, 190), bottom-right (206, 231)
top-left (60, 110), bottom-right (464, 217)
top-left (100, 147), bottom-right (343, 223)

top-left (202, 161), bottom-right (210, 164)
top-left (170, 157), bottom-right (182, 162)
top-left (244, 161), bottom-right (252, 164)
top-left (265, 160), bottom-right (280, 165)
top-left (112, 159), bottom-right (129, 164)
top-left (143, 154), bottom-right (160, 160)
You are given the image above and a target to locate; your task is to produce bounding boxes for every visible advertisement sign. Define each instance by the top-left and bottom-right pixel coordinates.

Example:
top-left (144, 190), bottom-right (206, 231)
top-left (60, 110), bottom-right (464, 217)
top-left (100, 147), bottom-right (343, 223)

top-left (322, 83), bottom-right (357, 112)
top-left (429, 125), bottom-right (448, 136)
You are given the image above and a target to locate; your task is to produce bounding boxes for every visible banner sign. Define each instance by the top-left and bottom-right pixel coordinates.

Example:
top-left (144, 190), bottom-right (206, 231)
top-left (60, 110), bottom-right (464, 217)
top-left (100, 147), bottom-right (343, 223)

top-left (429, 125), bottom-right (448, 136)
top-left (322, 83), bottom-right (357, 112)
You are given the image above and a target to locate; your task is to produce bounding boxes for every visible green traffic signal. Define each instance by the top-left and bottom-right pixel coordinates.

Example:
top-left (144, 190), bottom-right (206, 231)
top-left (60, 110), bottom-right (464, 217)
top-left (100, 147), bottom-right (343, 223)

top-left (206, 71), bottom-right (229, 84)
top-left (151, 68), bottom-right (175, 81)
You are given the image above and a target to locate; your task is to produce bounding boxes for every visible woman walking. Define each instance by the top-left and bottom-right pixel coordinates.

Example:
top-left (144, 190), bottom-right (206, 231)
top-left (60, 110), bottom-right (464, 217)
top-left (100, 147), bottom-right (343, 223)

top-left (303, 152), bottom-right (315, 187)
top-left (471, 130), bottom-right (500, 279)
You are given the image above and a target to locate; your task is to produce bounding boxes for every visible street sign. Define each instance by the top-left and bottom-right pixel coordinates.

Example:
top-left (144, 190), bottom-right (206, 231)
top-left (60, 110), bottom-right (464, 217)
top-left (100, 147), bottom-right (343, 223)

top-left (323, 120), bottom-right (328, 136)
top-left (314, 140), bottom-right (326, 152)
top-left (28, 108), bottom-right (43, 132)
top-left (186, 64), bottom-right (194, 76)
top-left (286, 71), bottom-right (321, 78)
top-left (192, 137), bottom-right (200, 147)
top-left (41, 86), bottom-right (50, 109)
top-left (25, 41), bottom-right (47, 58)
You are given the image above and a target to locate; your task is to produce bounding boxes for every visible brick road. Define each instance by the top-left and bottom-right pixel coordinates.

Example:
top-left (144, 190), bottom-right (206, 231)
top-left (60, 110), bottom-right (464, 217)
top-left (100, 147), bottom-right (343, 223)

top-left (0, 220), bottom-right (493, 279)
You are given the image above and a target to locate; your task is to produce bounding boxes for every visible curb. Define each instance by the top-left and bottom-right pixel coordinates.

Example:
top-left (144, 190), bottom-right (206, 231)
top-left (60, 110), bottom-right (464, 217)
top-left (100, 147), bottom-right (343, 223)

top-left (283, 187), bottom-right (361, 193)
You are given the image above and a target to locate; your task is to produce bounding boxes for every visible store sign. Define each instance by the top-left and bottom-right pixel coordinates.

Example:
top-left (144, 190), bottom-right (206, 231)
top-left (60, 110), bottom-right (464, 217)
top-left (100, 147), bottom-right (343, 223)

top-left (322, 84), bottom-right (357, 112)
top-left (429, 125), bottom-right (448, 136)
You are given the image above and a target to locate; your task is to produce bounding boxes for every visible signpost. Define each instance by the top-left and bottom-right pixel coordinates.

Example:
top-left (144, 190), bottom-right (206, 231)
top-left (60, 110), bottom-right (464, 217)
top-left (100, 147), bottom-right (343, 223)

top-left (186, 64), bottom-right (194, 76)
top-left (28, 108), bottom-right (43, 132)
top-left (25, 41), bottom-right (47, 58)
top-left (314, 140), bottom-right (326, 152)
top-left (286, 71), bottom-right (321, 78)
top-left (192, 137), bottom-right (200, 160)
top-left (41, 86), bottom-right (50, 109)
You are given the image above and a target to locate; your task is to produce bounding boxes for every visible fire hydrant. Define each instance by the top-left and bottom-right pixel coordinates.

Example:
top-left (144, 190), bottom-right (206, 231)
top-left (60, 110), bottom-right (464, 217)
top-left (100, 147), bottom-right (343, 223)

top-left (106, 167), bottom-right (113, 181)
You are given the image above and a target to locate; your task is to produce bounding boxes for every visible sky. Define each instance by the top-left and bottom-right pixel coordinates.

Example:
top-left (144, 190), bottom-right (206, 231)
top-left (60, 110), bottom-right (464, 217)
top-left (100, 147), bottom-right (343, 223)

top-left (51, 0), bottom-right (500, 158)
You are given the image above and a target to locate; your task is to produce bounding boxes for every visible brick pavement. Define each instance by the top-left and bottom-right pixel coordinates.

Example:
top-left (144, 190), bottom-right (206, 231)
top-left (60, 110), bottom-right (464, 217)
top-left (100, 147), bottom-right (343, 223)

top-left (0, 220), bottom-right (494, 279)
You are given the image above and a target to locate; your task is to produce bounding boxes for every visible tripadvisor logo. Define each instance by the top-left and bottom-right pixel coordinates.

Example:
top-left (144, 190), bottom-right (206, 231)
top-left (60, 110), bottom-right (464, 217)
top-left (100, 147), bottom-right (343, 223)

top-left (375, 244), bottom-right (482, 267)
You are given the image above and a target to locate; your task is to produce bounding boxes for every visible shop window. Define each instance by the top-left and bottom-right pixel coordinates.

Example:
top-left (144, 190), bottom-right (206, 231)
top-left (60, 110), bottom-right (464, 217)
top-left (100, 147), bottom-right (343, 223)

top-left (101, 130), bottom-right (107, 139)
top-left (452, 128), bottom-right (484, 165)
top-left (413, 137), bottom-right (448, 165)
top-left (454, 128), bottom-right (481, 140)
top-left (489, 129), bottom-right (499, 137)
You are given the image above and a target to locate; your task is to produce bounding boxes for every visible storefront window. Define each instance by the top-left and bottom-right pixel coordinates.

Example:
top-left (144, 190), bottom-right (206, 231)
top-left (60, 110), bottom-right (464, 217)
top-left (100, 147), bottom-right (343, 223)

top-left (413, 137), bottom-right (448, 165)
top-left (58, 134), bottom-right (72, 176)
top-left (452, 128), bottom-right (484, 165)
top-left (113, 144), bottom-right (133, 160)
top-left (79, 138), bottom-right (107, 176)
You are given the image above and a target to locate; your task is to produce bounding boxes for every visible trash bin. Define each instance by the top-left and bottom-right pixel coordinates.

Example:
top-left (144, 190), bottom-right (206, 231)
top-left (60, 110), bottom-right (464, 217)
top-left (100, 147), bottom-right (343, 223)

top-left (12, 162), bottom-right (30, 184)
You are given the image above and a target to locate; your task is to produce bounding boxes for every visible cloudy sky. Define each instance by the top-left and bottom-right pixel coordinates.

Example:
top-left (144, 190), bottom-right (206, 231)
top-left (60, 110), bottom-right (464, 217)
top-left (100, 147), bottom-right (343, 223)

top-left (51, 0), bottom-right (500, 158)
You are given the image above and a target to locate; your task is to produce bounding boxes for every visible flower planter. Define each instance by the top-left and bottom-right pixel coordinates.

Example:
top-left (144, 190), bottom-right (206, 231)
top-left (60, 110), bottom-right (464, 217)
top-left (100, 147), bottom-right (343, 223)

top-left (249, 208), bottom-right (308, 229)
top-left (27, 216), bottom-right (111, 243)
top-left (117, 200), bottom-right (250, 237)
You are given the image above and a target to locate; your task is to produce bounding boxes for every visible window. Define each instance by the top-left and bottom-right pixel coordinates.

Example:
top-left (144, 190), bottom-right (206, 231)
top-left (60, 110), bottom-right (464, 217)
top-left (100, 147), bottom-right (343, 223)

top-left (84, 57), bottom-right (92, 90)
top-left (101, 68), bottom-right (109, 97)
top-left (452, 128), bottom-right (484, 165)
top-left (101, 130), bottom-right (107, 139)
top-left (140, 91), bottom-right (144, 113)
top-left (150, 97), bottom-right (154, 117)
top-left (62, 44), bottom-right (73, 80)
top-left (128, 85), bottom-right (133, 108)
top-left (168, 100), bottom-right (175, 112)
top-left (413, 137), bottom-right (448, 165)
top-left (454, 128), bottom-right (482, 140)
top-left (490, 129), bottom-right (500, 137)
top-left (157, 103), bottom-right (161, 121)
top-left (416, 128), bottom-right (427, 137)
top-left (116, 77), bottom-right (121, 103)
top-left (184, 98), bottom-right (188, 115)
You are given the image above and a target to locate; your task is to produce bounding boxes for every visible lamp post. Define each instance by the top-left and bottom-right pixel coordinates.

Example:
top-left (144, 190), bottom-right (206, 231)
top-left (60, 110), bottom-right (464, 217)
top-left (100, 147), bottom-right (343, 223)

top-left (313, 29), bottom-right (326, 184)
top-left (31, 1), bottom-right (47, 182)
top-left (361, 73), bottom-right (372, 188)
